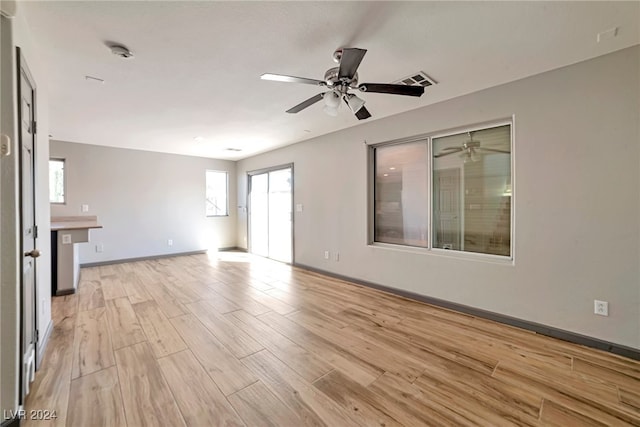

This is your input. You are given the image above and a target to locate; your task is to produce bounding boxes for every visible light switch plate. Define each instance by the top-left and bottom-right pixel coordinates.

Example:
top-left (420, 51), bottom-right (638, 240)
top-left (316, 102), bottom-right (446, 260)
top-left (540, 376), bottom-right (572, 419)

top-left (81, 204), bottom-right (89, 212)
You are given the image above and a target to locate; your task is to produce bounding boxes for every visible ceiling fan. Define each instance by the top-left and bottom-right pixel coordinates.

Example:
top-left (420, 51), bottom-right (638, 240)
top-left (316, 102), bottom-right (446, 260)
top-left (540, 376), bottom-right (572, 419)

top-left (434, 131), bottom-right (510, 162)
top-left (261, 47), bottom-right (425, 120)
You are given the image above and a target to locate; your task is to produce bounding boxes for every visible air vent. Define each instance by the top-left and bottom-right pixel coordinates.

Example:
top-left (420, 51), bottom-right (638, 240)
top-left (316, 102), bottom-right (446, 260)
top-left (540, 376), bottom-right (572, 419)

top-left (395, 71), bottom-right (436, 88)
top-left (225, 148), bottom-right (242, 152)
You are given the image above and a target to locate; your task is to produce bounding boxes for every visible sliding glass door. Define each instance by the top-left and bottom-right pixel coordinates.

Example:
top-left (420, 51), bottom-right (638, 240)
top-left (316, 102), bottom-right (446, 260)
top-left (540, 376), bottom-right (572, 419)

top-left (248, 165), bottom-right (292, 263)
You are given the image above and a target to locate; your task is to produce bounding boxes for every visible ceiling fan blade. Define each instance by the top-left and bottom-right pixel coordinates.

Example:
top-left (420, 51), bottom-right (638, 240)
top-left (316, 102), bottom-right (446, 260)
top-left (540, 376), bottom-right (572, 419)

top-left (261, 73), bottom-right (325, 86)
top-left (358, 83), bottom-right (424, 97)
top-left (478, 147), bottom-right (511, 154)
top-left (338, 48), bottom-right (367, 80)
top-left (434, 148), bottom-right (462, 158)
top-left (355, 106), bottom-right (371, 120)
top-left (286, 93), bottom-right (325, 114)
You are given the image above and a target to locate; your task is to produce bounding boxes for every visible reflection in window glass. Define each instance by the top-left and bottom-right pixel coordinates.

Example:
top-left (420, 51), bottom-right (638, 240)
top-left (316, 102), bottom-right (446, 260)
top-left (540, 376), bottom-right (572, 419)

top-left (206, 170), bottom-right (228, 216)
top-left (49, 159), bottom-right (65, 203)
top-left (432, 125), bottom-right (511, 256)
top-left (374, 141), bottom-right (428, 247)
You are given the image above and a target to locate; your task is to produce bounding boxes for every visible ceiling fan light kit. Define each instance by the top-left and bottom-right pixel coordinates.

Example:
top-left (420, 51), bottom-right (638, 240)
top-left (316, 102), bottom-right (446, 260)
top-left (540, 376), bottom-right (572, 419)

top-left (345, 93), bottom-right (366, 114)
top-left (322, 91), bottom-right (341, 116)
top-left (461, 149), bottom-right (479, 163)
top-left (261, 47), bottom-right (426, 120)
top-left (324, 91), bottom-right (341, 108)
top-left (323, 105), bottom-right (339, 117)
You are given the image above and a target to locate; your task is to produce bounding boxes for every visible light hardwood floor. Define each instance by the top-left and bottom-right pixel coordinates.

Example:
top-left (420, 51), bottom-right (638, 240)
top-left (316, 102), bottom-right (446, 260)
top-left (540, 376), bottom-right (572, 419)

top-left (25, 252), bottom-right (640, 426)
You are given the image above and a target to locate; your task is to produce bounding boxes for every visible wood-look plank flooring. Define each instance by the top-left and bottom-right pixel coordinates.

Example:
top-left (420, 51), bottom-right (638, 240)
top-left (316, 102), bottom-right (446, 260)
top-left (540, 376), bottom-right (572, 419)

top-left (25, 252), bottom-right (640, 426)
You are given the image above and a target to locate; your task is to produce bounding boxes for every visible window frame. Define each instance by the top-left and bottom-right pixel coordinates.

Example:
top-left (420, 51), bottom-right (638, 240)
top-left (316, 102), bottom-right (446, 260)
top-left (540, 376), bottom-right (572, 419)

top-left (49, 158), bottom-right (66, 205)
top-left (205, 169), bottom-right (229, 217)
top-left (368, 118), bottom-right (515, 263)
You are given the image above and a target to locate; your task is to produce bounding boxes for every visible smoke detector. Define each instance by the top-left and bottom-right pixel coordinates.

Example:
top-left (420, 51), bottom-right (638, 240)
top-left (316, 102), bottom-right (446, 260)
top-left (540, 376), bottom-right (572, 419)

top-left (109, 44), bottom-right (134, 59)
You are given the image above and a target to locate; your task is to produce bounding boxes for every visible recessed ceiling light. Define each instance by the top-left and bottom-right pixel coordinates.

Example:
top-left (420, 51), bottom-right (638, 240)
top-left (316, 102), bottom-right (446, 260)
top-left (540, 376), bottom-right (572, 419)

top-left (389, 167), bottom-right (396, 170)
top-left (194, 136), bottom-right (204, 143)
top-left (383, 173), bottom-right (389, 177)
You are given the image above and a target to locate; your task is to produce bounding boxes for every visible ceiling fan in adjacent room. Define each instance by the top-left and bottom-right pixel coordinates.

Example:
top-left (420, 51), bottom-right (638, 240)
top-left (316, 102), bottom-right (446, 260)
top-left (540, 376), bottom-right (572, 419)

top-left (261, 47), bottom-right (425, 120)
top-left (434, 131), bottom-right (510, 163)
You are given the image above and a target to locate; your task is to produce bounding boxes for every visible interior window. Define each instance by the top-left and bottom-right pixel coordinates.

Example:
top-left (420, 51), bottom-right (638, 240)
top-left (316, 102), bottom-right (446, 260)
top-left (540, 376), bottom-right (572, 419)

top-left (432, 124), bottom-right (511, 256)
top-left (371, 123), bottom-right (512, 258)
top-left (374, 141), bottom-right (428, 247)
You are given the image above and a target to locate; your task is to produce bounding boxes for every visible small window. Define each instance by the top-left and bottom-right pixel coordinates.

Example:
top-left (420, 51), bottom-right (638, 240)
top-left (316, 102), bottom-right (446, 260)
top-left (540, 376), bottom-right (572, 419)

top-left (374, 141), bottom-right (429, 247)
top-left (49, 159), bottom-right (65, 204)
top-left (206, 170), bottom-right (228, 216)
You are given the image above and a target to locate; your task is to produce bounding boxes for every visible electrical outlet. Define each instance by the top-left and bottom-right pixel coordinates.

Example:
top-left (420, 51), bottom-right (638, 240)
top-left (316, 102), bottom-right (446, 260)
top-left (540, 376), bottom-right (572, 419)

top-left (594, 300), bottom-right (609, 316)
top-left (81, 204), bottom-right (89, 212)
top-left (168, 239), bottom-right (173, 246)
top-left (324, 251), bottom-right (329, 260)
top-left (334, 252), bottom-right (340, 262)
top-left (96, 243), bottom-right (104, 253)
top-left (61, 234), bottom-right (72, 244)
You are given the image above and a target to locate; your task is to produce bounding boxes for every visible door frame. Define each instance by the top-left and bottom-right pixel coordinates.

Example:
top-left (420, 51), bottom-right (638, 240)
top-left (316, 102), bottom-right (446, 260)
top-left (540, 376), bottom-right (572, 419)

top-left (246, 163), bottom-right (294, 264)
top-left (0, 13), bottom-right (20, 419)
top-left (16, 46), bottom-right (39, 402)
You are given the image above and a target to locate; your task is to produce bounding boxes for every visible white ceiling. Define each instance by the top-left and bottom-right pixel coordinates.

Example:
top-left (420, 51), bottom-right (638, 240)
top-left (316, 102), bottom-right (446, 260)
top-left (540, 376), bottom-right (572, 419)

top-left (23, 1), bottom-right (639, 161)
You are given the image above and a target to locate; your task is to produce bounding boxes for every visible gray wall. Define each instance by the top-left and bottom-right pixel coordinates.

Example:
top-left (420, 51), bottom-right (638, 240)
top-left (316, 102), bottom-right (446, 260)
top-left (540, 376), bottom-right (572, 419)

top-left (237, 46), bottom-right (640, 349)
top-left (50, 141), bottom-right (237, 264)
